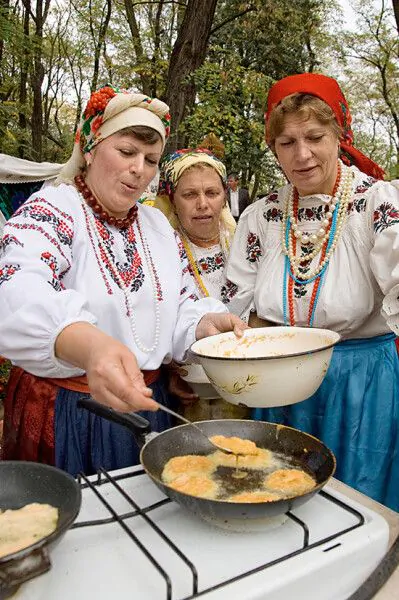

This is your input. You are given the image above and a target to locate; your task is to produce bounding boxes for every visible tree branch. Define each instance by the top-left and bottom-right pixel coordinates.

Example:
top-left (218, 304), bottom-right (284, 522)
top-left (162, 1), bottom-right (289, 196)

top-left (210, 6), bottom-right (257, 36)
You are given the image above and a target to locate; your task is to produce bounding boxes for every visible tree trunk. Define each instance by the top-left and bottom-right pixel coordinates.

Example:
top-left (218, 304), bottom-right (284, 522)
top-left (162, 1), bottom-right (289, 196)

top-left (90, 0), bottom-right (112, 92)
top-left (30, 1), bottom-right (44, 160)
top-left (0, 0), bottom-right (10, 86)
top-left (165, 0), bottom-right (218, 152)
top-left (392, 0), bottom-right (399, 34)
top-left (24, 0), bottom-right (51, 161)
top-left (18, 5), bottom-right (30, 158)
top-left (124, 0), bottom-right (151, 96)
top-left (151, 0), bottom-right (164, 97)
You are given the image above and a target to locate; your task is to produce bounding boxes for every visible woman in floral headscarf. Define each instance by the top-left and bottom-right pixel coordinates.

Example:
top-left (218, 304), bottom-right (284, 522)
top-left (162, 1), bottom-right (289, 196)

top-left (154, 148), bottom-right (249, 420)
top-left (223, 73), bottom-right (399, 510)
top-left (0, 85), bottom-right (246, 476)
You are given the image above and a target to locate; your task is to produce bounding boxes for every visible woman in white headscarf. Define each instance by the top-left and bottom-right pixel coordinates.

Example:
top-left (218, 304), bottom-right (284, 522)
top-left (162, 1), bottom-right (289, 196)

top-left (0, 85), bottom-right (246, 475)
top-left (154, 148), bottom-right (249, 420)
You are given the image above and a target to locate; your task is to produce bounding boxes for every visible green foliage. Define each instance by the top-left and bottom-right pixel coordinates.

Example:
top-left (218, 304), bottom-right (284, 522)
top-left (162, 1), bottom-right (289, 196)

top-left (182, 0), bottom-right (332, 194)
top-left (0, 0), bottom-right (397, 185)
top-left (334, 0), bottom-right (399, 178)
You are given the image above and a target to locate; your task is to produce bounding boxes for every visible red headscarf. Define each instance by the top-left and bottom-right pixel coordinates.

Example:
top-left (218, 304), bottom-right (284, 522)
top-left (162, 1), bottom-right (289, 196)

top-left (265, 73), bottom-right (384, 180)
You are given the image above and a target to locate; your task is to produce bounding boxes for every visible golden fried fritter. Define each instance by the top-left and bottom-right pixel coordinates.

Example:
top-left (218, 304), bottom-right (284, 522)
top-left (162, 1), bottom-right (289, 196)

top-left (162, 455), bottom-right (216, 483)
top-left (236, 449), bottom-right (272, 470)
top-left (0, 503), bottom-right (58, 559)
top-left (264, 469), bottom-right (316, 496)
top-left (209, 449), bottom-right (237, 468)
top-left (227, 491), bottom-right (280, 503)
top-left (167, 473), bottom-right (218, 499)
top-left (209, 435), bottom-right (259, 455)
top-left (209, 448), bottom-right (272, 470)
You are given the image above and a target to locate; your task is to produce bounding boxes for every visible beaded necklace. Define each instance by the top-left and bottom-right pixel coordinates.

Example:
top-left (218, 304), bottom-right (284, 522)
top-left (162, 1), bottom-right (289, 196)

top-left (81, 197), bottom-right (161, 353)
top-left (282, 161), bottom-right (354, 326)
top-left (75, 175), bottom-right (138, 229)
top-left (179, 227), bottom-right (229, 298)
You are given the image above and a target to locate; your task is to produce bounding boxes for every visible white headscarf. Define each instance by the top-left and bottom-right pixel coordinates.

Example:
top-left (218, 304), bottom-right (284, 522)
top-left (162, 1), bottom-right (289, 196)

top-left (55, 85), bottom-right (170, 185)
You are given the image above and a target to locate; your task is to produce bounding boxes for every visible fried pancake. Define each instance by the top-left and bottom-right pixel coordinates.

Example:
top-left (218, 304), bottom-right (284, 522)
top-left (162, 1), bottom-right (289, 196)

top-left (209, 449), bottom-right (237, 468)
top-left (227, 491), bottom-right (280, 503)
top-left (264, 469), bottom-right (316, 496)
top-left (236, 449), bottom-right (272, 470)
top-left (209, 435), bottom-right (259, 455)
top-left (0, 503), bottom-right (58, 558)
top-left (167, 473), bottom-right (218, 499)
top-left (209, 448), bottom-right (272, 470)
top-left (162, 454), bottom-right (215, 483)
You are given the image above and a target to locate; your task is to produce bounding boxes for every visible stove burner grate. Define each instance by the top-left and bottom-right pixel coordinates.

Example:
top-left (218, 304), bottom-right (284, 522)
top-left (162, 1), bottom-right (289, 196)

top-left (73, 468), bottom-right (365, 600)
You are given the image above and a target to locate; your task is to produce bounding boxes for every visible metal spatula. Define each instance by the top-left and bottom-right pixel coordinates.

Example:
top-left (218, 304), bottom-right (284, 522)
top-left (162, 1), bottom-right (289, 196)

top-left (156, 404), bottom-right (255, 456)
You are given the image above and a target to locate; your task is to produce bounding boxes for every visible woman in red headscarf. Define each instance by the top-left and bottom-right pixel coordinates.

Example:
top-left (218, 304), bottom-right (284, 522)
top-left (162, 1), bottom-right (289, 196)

top-left (222, 73), bottom-right (399, 511)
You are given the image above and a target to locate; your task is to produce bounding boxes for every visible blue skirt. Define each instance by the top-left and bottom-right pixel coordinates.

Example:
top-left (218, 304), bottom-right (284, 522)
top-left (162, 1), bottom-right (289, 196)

top-left (55, 376), bottom-right (174, 477)
top-left (254, 334), bottom-right (399, 512)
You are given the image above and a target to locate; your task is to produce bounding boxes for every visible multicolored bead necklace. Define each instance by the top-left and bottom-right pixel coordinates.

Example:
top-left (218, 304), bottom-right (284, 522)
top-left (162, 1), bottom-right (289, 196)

top-left (282, 161), bottom-right (354, 326)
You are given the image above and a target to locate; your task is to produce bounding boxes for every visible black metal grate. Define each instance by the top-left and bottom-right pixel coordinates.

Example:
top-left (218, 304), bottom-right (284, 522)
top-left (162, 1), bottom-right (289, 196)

top-left (73, 468), bottom-right (365, 600)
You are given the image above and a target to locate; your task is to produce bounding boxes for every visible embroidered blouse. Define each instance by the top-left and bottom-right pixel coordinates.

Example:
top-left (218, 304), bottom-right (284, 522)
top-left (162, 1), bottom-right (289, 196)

top-left (0, 184), bottom-right (226, 378)
top-left (187, 241), bottom-right (226, 301)
top-left (222, 166), bottom-right (399, 340)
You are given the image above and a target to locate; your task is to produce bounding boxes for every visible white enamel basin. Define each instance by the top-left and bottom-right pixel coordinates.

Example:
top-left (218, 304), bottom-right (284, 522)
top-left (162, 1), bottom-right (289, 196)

top-left (189, 326), bottom-right (340, 408)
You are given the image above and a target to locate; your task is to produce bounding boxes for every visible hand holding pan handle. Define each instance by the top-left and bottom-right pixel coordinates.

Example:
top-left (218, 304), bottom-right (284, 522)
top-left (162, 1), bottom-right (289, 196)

top-left (77, 398), bottom-right (152, 447)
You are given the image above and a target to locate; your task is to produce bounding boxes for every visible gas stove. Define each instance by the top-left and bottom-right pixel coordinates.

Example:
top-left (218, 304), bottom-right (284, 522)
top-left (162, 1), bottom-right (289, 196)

top-left (15, 465), bottom-right (389, 600)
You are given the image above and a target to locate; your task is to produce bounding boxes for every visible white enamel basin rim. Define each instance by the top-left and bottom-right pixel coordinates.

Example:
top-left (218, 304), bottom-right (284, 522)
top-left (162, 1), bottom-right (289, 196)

top-left (190, 327), bottom-right (341, 361)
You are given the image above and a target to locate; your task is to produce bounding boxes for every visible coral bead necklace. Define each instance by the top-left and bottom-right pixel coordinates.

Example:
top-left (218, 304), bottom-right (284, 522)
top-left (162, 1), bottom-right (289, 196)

top-left (75, 175), bottom-right (138, 230)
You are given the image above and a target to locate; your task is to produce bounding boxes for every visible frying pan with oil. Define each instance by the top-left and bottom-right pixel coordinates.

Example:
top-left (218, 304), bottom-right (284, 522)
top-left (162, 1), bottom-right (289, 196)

top-left (78, 399), bottom-right (336, 521)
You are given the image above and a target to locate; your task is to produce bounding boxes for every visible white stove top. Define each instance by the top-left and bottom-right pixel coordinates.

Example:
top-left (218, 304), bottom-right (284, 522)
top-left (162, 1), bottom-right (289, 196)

top-left (15, 466), bottom-right (389, 600)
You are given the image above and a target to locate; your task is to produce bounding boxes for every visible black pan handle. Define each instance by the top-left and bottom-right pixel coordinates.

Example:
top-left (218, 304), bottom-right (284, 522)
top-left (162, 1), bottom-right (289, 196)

top-left (77, 398), bottom-right (151, 446)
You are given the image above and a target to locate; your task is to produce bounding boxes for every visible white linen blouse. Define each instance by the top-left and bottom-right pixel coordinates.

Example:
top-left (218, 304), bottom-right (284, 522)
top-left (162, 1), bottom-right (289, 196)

top-left (223, 165), bottom-right (399, 340)
top-left (0, 184), bottom-right (226, 378)
top-left (186, 240), bottom-right (226, 302)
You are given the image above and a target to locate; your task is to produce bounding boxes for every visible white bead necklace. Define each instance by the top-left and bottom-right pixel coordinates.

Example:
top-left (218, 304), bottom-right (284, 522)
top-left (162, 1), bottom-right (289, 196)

top-left (282, 162), bottom-right (355, 282)
top-left (81, 199), bottom-right (161, 353)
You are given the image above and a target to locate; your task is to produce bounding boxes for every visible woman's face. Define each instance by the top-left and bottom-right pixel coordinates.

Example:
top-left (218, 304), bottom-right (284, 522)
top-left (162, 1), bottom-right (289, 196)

top-left (173, 166), bottom-right (226, 242)
top-left (85, 131), bottom-right (162, 218)
top-left (274, 114), bottom-right (340, 196)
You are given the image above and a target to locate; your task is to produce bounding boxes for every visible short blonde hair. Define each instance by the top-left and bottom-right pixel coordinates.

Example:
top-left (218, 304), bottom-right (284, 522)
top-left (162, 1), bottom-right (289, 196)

top-left (267, 93), bottom-right (342, 151)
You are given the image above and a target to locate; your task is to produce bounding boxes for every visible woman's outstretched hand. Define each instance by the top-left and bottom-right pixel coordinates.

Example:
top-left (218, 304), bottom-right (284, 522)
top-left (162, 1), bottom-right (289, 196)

top-left (166, 362), bottom-right (199, 406)
top-left (195, 312), bottom-right (249, 340)
top-left (55, 323), bottom-right (158, 413)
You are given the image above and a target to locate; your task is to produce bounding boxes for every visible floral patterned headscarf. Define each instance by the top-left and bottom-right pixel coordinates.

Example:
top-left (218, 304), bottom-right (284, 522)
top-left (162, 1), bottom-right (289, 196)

top-left (157, 148), bottom-right (227, 196)
top-left (265, 73), bottom-right (384, 180)
top-left (56, 84), bottom-right (171, 185)
top-left (154, 148), bottom-right (236, 249)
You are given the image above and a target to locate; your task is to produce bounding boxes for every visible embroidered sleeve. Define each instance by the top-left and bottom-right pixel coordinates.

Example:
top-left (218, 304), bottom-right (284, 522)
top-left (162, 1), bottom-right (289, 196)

top-left (0, 193), bottom-right (97, 377)
top-left (171, 230), bottom-right (227, 362)
top-left (223, 200), bottom-right (265, 320)
top-left (368, 181), bottom-right (399, 335)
